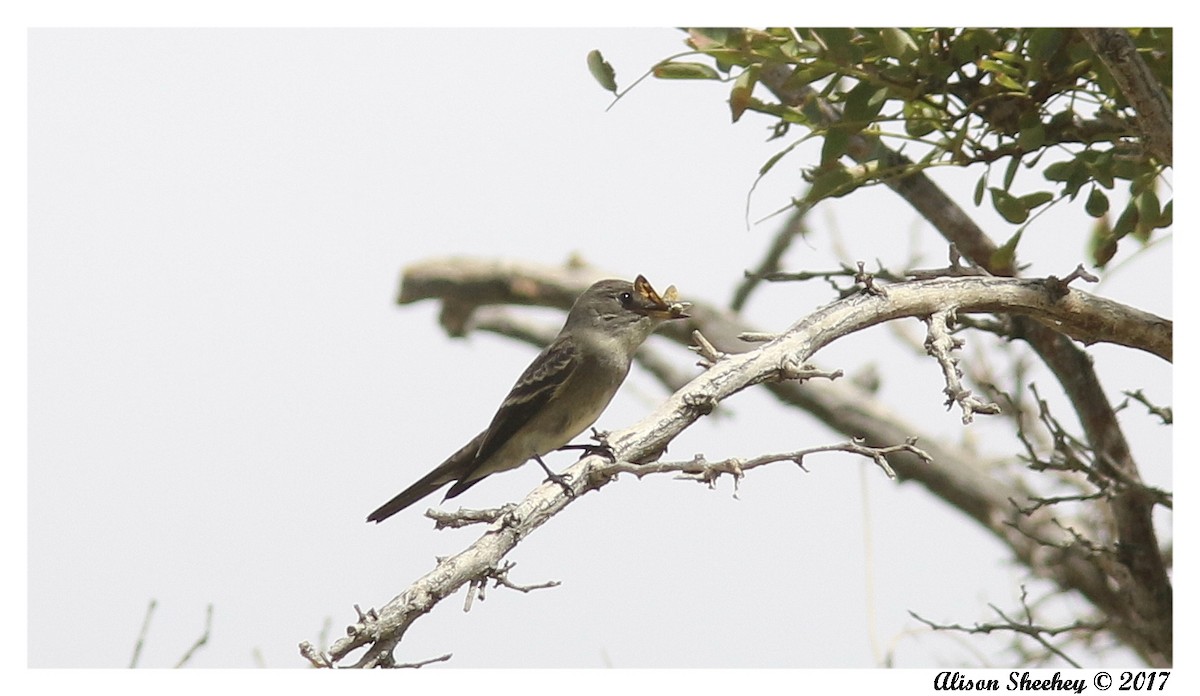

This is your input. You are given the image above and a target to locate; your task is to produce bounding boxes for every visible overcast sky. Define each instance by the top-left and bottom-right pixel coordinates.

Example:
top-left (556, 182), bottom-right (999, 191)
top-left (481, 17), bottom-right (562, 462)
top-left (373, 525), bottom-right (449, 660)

top-left (22, 21), bottom-right (1180, 684)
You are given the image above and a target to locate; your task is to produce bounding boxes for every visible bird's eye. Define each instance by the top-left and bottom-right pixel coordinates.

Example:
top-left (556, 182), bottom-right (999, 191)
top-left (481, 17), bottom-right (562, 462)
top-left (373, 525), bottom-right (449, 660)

top-left (618, 291), bottom-right (633, 306)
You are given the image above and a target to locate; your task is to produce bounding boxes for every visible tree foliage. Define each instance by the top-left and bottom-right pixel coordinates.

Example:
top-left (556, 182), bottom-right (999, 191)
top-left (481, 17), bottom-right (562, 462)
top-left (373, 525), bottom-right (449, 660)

top-left (596, 28), bottom-right (1172, 268)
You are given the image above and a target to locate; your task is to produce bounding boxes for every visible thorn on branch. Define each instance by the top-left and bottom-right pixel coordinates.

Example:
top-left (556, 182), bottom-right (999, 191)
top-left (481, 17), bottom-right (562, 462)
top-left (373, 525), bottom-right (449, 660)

top-left (689, 329), bottom-right (728, 368)
top-left (1042, 264), bottom-right (1099, 300)
top-left (346, 604), bottom-right (380, 636)
top-left (300, 641), bottom-right (334, 668)
top-left (854, 261), bottom-right (888, 297)
top-left (738, 331), bottom-right (780, 343)
top-left (777, 355), bottom-right (844, 383)
top-left (683, 390), bottom-right (719, 417)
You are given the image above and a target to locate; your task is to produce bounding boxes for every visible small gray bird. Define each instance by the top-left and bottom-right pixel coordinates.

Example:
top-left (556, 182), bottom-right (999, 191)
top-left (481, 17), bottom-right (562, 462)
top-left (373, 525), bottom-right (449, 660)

top-left (367, 275), bottom-right (687, 523)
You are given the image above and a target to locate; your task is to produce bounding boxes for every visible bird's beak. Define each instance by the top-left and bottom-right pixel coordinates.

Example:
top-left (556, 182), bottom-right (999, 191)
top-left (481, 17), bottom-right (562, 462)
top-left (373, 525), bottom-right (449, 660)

top-left (633, 275), bottom-right (690, 320)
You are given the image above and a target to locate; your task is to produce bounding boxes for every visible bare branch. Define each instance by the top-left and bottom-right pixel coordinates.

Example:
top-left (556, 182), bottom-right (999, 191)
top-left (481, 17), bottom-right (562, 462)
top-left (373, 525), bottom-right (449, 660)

top-left (1026, 384), bottom-right (1172, 510)
top-left (129, 599), bottom-right (157, 669)
top-left (600, 438), bottom-right (928, 485)
top-left (1117, 389), bottom-right (1172, 425)
top-left (175, 604), bottom-right (213, 668)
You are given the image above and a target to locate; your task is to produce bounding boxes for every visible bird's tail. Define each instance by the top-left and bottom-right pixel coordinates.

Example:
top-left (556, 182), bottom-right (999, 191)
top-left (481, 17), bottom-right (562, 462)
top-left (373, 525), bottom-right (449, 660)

top-left (366, 430), bottom-right (485, 523)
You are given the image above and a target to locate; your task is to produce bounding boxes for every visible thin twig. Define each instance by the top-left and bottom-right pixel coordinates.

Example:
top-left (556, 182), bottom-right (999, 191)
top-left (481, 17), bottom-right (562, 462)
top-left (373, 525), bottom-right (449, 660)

top-left (129, 599), bottom-right (157, 668)
top-left (598, 438), bottom-right (930, 484)
top-left (395, 653), bottom-right (454, 669)
top-left (175, 604), bottom-right (213, 668)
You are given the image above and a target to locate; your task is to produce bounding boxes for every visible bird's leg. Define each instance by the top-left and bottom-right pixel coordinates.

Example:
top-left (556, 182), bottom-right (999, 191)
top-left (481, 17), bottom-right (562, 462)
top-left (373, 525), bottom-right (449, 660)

top-left (556, 428), bottom-right (616, 462)
top-left (532, 453), bottom-right (575, 498)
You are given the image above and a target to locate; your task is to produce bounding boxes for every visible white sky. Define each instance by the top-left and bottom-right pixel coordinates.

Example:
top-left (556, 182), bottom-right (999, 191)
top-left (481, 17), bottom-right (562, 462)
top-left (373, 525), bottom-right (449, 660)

top-left (16, 15), bottom-right (1186, 688)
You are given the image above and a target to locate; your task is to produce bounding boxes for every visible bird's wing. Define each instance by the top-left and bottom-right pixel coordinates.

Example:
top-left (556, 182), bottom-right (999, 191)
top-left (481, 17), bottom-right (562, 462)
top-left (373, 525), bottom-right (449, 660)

top-left (469, 335), bottom-right (581, 471)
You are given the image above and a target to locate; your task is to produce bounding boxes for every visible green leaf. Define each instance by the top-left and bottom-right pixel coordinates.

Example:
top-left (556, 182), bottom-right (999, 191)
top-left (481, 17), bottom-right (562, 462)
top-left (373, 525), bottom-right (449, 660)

top-left (842, 81), bottom-right (888, 128)
top-left (1043, 160), bottom-right (1077, 182)
top-left (1019, 191), bottom-right (1054, 210)
top-left (653, 61), bottom-right (721, 80)
top-left (814, 28), bottom-right (857, 62)
top-left (991, 227), bottom-right (1024, 270)
top-left (1089, 217), bottom-right (1118, 267)
top-left (973, 170), bottom-right (988, 206)
top-left (1045, 156), bottom-right (1089, 199)
top-left (1027, 28), bottom-right (1065, 61)
top-left (821, 128), bottom-right (851, 165)
top-left (806, 165), bottom-right (858, 204)
top-left (903, 100), bottom-right (940, 137)
top-left (1083, 151), bottom-right (1116, 189)
top-left (993, 72), bottom-right (1026, 92)
top-left (1047, 109), bottom-right (1076, 132)
top-left (729, 66), bottom-right (758, 123)
top-left (990, 187), bottom-right (1029, 224)
top-left (1113, 200), bottom-right (1140, 239)
top-left (1085, 188), bottom-right (1110, 217)
top-left (980, 58), bottom-right (1021, 78)
top-left (880, 28), bottom-right (919, 60)
top-left (687, 28), bottom-right (731, 51)
top-left (586, 50), bottom-right (618, 93)
top-left (1136, 189), bottom-right (1161, 229)
top-left (1018, 122), bottom-right (1045, 150)
top-left (790, 61), bottom-right (839, 89)
top-left (1003, 154), bottom-right (1021, 190)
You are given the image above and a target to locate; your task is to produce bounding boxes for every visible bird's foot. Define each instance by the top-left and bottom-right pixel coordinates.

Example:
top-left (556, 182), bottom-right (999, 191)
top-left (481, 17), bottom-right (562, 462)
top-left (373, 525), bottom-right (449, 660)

top-left (557, 428), bottom-right (616, 462)
top-left (532, 453), bottom-right (575, 498)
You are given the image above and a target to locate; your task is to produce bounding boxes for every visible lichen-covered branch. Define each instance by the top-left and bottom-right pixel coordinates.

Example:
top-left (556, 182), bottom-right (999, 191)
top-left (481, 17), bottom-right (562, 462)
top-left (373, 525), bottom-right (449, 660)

top-left (309, 257), bottom-right (1171, 667)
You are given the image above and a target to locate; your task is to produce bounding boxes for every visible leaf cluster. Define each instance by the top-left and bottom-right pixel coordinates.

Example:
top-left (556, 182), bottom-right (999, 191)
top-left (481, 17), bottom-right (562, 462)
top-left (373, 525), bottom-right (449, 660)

top-left (593, 28), bottom-right (1172, 267)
